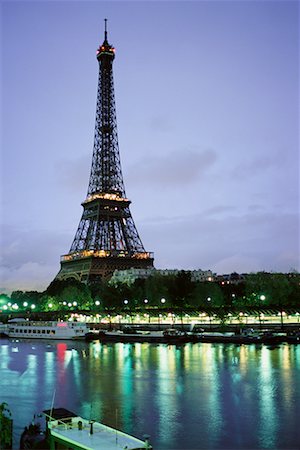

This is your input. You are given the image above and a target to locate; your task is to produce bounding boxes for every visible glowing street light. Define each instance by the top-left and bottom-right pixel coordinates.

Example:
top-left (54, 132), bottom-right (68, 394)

top-left (260, 295), bottom-right (266, 301)
top-left (95, 300), bottom-right (100, 306)
top-left (161, 298), bottom-right (166, 304)
top-left (124, 299), bottom-right (129, 305)
top-left (31, 304), bottom-right (36, 309)
top-left (144, 299), bottom-right (148, 304)
top-left (23, 302), bottom-right (28, 307)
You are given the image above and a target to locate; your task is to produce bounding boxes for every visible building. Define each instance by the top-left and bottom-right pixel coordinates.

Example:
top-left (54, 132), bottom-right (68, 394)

top-left (110, 268), bottom-right (216, 286)
top-left (56, 22), bottom-right (153, 283)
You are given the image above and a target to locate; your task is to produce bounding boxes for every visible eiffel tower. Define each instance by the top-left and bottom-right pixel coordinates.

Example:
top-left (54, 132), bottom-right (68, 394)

top-left (56, 21), bottom-right (154, 283)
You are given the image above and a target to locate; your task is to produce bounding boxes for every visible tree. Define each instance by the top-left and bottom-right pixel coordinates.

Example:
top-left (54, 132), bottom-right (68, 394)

top-left (144, 274), bottom-right (169, 307)
top-left (45, 279), bottom-right (92, 310)
top-left (287, 274), bottom-right (300, 306)
top-left (167, 271), bottom-right (195, 308)
top-left (245, 272), bottom-right (293, 307)
top-left (0, 402), bottom-right (12, 449)
top-left (192, 282), bottom-right (224, 307)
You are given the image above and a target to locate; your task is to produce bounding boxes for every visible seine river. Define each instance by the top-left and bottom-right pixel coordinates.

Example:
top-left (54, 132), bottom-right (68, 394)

top-left (0, 338), bottom-right (299, 450)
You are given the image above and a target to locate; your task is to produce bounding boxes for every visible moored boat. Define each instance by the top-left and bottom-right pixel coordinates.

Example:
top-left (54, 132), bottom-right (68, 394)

top-left (6, 319), bottom-right (89, 340)
top-left (20, 408), bottom-right (152, 450)
top-left (284, 330), bottom-right (300, 344)
top-left (195, 330), bottom-right (262, 344)
top-left (259, 330), bottom-right (286, 345)
top-left (96, 328), bottom-right (191, 344)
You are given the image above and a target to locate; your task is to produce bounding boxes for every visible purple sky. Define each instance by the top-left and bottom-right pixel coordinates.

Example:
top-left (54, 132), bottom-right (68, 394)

top-left (1, 0), bottom-right (299, 293)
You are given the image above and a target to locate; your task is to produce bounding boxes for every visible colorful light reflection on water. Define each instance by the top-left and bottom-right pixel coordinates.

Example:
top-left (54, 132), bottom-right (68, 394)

top-left (0, 339), bottom-right (299, 449)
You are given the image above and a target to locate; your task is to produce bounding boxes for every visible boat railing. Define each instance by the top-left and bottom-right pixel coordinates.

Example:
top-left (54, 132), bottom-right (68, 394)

top-left (48, 417), bottom-right (83, 431)
top-left (48, 417), bottom-right (104, 433)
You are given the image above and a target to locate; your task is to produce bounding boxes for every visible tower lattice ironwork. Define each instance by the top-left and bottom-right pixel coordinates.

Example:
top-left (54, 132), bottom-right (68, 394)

top-left (56, 21), bottom-right (154, 282)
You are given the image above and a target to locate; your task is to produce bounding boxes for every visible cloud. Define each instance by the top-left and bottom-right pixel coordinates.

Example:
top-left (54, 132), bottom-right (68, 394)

top-left (150, 115), bottom-right (174, 133)
top-left (1, 206), bottom-right (298, 294)
top-left (0, 262), bottom-right (58, 294)
top-left (54, 154), bottom-right (90, 193)
top-left (0, 225), bottom-right (70, 294)
top-left (127, 147), bottom-right (217, 188)
top-left (213, 255), bottom-right (260, 274)
top-left (231, 151), bottom-right (285, 180)
top-left (141, 209), bottom-right (299, 273)
top-left (202, 205), bottom-right (237, 217)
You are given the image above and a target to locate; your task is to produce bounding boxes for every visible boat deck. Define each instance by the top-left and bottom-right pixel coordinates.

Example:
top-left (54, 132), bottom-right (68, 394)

top-left (48, 416), bottom-right (150, 450)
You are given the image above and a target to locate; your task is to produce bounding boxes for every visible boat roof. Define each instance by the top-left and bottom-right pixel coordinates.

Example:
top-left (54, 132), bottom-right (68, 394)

top-left (43, 409), bottom-right (150, 450)
top-left (43, 408), bottom-right (78, 420)
top-left (8, 318), bottom-right (27, 323)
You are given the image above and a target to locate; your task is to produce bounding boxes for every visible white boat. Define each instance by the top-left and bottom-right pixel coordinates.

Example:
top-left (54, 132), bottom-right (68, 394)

top-left (6, 319), bottom-right (89, 340)
top-left (0, 322), bottom-right (8, 337)
top-left (20, 408), bottom-right (152, 449)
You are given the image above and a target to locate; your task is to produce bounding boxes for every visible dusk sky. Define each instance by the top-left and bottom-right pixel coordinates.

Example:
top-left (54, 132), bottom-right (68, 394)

top-left (1, 0), bottom-right (299, 293)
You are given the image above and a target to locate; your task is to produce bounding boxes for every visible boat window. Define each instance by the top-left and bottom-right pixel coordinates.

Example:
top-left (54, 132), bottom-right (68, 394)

top-left (42, 330), bottom-right (45, 334)
top-left (33, 330), bottom-right (37, 333)
top-left (47, 330), bottom-right (50, 334)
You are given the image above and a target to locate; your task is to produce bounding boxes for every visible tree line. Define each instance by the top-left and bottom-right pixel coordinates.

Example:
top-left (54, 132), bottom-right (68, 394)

top-left (1, 271), bottom-right (299, 313)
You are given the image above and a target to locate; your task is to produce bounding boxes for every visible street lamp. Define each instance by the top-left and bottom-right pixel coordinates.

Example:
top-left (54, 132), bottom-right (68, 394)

top-left (161, 298), bottom-right (166, 304)
top-left (95, 300), bottom-right (100, 306)
top-left (144, 299), bottom-right (148, 304)
top-left (124, 299), bottom-right (129, 305)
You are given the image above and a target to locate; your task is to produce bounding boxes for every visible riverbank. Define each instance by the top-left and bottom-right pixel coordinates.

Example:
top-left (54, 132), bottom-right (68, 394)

top-left (85, 325), bottom-right (300, 345)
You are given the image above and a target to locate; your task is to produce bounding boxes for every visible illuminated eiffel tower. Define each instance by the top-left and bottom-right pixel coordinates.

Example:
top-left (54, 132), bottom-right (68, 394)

top-left (56, 21), bottom-right (154, 283)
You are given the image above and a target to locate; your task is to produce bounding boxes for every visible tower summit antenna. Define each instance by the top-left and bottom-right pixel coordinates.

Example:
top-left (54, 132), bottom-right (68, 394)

top-left (104, 18), bottom-right (108, 41)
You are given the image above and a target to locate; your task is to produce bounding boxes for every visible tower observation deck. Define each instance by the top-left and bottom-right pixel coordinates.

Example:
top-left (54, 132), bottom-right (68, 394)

top-left (56, 21), bottom-right (154, 282)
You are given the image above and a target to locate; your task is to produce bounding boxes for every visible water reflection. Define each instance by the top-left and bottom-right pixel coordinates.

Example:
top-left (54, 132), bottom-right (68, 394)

top-left (0, 339), bottom-right (299, 449)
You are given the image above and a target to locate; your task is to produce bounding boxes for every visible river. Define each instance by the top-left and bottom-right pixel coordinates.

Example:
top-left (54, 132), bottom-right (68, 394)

top-left (0, 338), bottom-right (299, 449)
